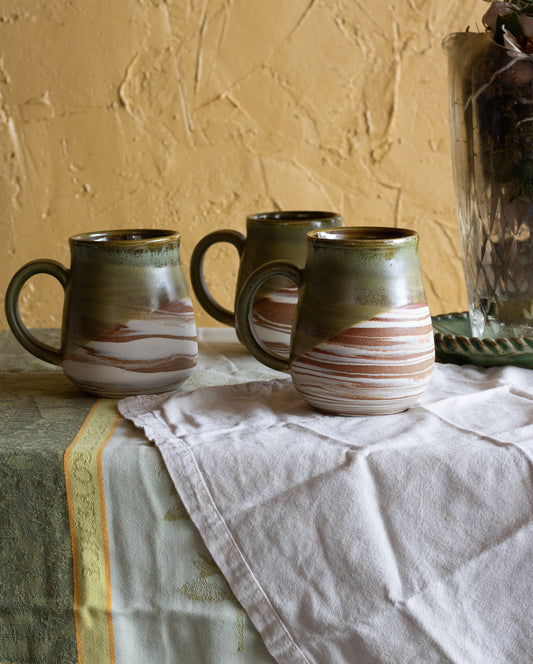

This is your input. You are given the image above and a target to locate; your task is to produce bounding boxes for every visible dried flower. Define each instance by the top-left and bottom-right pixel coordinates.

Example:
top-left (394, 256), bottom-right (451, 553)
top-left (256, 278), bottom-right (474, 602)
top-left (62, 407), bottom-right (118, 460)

top-left (483, 0), bottom-right (533, 53)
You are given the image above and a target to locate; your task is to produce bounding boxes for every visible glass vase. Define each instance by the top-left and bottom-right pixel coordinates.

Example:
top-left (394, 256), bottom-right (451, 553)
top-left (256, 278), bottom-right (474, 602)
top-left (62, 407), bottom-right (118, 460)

top-left (444, 31), bottom-right (533, 338)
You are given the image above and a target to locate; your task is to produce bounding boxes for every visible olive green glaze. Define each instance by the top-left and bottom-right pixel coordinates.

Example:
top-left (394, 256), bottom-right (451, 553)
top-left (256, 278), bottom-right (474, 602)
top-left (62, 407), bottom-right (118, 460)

top-left (63, 230), bottom-right (190, 346)
top-left (6, 230), bottom-right (188, 363)
top-left (5, 259), bottom-right (69, 365)
top-left (293, 227), bottom-right (426, 359)
top-left (236, 226), bottom-right (428, 371)
top-left (71, 229), bottom-right (187, 267)
top-left (5, 229), bottom-right (198, 396)
top-left (190, 229), bottom-right (246, 326)
top-left (190, 211), bottom-right (342, 326)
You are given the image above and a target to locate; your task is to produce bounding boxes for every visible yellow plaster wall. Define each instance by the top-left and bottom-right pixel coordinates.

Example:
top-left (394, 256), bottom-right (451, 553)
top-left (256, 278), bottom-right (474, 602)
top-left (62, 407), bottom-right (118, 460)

top-left (0, 0), bottom-right (487, 331)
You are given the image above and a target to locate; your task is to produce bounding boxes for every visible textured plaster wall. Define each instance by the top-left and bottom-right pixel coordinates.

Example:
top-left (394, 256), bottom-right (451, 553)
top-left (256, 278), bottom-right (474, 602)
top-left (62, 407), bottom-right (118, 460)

top-left (0, 0), bottom-right (486, 331)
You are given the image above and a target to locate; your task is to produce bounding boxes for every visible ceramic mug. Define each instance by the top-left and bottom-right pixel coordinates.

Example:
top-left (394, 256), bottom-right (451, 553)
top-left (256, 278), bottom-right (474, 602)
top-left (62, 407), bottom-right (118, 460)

top-left (5, 229), bottom-right (198, 397)
top-left (236, 227), bottom-right (435, 416)
top-left (190, 211), bottom-right (342, 357)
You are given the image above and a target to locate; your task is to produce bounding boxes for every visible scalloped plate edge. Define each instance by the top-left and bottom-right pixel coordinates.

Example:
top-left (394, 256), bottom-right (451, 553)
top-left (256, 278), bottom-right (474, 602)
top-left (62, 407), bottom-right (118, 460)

top-left (432, 312), bottom-right (533, 368)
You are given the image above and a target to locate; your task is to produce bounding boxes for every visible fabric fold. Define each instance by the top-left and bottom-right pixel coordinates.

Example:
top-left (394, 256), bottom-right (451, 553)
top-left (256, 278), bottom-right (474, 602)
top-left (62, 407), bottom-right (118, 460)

top-left (119, 364), bottom-right (533, 664)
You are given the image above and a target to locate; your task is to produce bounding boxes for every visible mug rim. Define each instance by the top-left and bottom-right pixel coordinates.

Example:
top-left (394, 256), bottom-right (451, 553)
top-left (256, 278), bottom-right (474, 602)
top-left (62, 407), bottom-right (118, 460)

top-left (308, 226), bottom-right (418, 246)
top-left (441, 30), bottom-right (500, 56)
top-left (247, 211), bottom-right (341, 226)
top-left (70, 229), bottom-right (180, 246)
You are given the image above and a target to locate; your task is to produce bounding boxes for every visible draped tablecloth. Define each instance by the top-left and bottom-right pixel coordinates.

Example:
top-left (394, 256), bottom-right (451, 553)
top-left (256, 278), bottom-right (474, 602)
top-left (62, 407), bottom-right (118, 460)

top-left (119, 343), bottom-right (533, 664)
top-left (3, 327), bottom-right (533, 664)
top-left (0, 328), bottom-right (280, 664)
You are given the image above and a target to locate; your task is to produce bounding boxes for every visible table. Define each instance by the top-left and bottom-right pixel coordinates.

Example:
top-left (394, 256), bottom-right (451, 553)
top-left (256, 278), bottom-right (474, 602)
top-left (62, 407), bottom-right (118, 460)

top-left (0, 328), bottom-right (280, 664)
top-left (3, 327), bottom-right (533, 664)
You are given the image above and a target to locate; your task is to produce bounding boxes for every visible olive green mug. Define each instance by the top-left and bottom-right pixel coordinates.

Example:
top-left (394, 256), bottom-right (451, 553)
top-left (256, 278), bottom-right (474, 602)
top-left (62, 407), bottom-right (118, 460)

top-left (5, 229), bottom-right (198, 397)
top-left (190, 211), bottom-right (342, 358)
top-left (236, 227), bottom-right (435, 416)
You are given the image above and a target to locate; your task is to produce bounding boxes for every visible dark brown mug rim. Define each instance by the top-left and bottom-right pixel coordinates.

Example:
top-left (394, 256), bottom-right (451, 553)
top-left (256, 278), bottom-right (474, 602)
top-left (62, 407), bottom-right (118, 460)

top-left (247, 211), bottom-right (341, 226)
top-left (308, 226), bottom-right (418, 246)
top-left (70, 229), bottom-right (180, 246)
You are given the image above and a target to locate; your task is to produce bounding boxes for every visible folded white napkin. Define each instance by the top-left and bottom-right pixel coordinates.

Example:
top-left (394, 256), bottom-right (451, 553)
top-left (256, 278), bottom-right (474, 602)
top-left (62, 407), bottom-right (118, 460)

top-left (119, 362), bottom-right (533, 664)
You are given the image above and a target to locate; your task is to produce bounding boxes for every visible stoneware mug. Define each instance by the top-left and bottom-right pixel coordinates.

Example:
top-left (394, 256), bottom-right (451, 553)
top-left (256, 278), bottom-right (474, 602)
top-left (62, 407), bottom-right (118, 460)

top-left (5, 229), bottom-right (198, 397)
top-left (190, 210), bottom-right (342, 357)
top-left (236, 226), bottom-right (435, 416)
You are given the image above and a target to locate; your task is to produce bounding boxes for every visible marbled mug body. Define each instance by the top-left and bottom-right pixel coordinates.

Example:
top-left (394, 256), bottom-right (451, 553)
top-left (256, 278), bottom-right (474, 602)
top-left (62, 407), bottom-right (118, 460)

top-left (190, 211), bottom-right (342, 358)
top-left (5, 230), bottom-right (198, 397)
top-left (236, 227), bottom-right (435, 416)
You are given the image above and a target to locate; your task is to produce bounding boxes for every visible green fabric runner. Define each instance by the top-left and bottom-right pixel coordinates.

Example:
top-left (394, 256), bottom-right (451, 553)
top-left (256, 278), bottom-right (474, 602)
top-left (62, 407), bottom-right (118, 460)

top-left (0, 328), bottom-right (280, 664)
top-left (0, 330), bottom-right (96, 664)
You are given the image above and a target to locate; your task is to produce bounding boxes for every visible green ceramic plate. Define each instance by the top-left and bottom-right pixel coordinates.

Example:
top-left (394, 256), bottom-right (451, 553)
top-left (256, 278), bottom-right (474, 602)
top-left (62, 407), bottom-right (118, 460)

top-left (432, 312), bottom-right (533, 368)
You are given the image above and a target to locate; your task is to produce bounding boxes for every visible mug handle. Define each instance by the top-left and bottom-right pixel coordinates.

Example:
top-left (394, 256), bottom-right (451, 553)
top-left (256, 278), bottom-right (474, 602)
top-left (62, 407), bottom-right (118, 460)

top-left (5, 259), bottom-right (69, 366)
top-left (190, 229), bottom-right (246, 327)
top-left (236, 259), bottom-right (303, 373)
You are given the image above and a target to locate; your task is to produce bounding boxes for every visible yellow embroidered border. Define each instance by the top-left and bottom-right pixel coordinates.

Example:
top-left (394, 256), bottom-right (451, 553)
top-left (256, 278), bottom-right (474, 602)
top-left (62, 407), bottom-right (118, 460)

top-left (64, 399), bottom-right (120, 664)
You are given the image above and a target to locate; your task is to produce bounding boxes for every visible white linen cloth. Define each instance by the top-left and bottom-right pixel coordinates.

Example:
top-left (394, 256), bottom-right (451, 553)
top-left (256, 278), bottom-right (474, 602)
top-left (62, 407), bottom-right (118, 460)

top-left (119, 344), bottom-right (533, 664)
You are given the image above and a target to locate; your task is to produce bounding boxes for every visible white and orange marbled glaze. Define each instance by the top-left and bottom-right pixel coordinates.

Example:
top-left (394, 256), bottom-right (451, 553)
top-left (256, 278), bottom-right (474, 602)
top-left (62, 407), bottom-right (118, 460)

top-left (251, 286), bottom-right (298, 359)
top-left (63, 298), bottom-right (198, 397)
top-left (290, 304), bottom-right (435, 415)
top-left (191, 212), bottom-right (342, 334)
